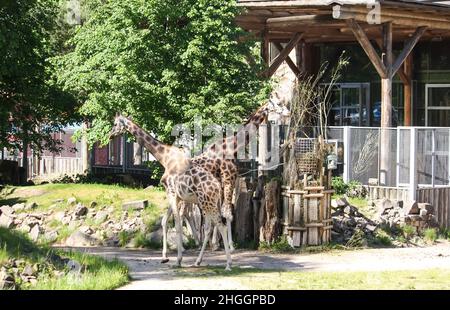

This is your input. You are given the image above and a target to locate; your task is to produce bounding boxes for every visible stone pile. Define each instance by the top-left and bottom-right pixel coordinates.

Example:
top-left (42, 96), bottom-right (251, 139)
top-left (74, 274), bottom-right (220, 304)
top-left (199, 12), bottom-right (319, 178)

top-left (374, 198), bottom-right (438, 231)
top-left (331, 197), bottom-right (378, 243)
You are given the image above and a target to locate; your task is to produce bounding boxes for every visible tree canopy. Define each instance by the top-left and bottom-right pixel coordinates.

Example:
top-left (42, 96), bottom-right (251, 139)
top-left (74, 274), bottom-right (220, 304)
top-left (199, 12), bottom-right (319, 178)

top-left (0, 0), bottom-right (78, 154)
top-left (56, 0), bottom-right (269, 145)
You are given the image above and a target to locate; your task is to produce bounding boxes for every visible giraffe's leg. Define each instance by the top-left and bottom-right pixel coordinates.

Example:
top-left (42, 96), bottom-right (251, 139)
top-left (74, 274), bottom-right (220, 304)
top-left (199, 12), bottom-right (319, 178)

top-left (226, 219), bottom-right (235, 253)
top-left (211, 225), bottom-right (220, 251)
top-left (168, 194), bottom-right (183, 267)
top-left (222, 181), bottom-right (235, 252)
top-left (194, 217), bottom-right (213, 267)
top-left (186, 215), bottom-right (200, 247)
top-left (212, 217), bottom-right (232, 271)
top-left (161, 207), bottom-right (172, 263)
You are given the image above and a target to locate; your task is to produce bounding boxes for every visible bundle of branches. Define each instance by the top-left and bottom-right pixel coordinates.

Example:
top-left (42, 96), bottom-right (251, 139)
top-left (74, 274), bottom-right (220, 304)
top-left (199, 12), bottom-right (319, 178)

top-left (282, 53), bottom-right (349, 189)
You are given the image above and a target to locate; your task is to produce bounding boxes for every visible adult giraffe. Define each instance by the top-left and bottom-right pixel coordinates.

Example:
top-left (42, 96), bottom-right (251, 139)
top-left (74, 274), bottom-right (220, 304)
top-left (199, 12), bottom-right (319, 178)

top-left (109, 115), bottom-right (232, 270)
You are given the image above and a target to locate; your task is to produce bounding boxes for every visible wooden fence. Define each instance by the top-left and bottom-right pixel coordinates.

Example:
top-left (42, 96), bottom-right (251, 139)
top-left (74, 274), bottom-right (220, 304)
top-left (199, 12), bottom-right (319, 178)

top-left (30, 156), bottom-right (83, 179)
top-left (417, 187), bottom-right (450, 229)
top-left (282, 186), bottom-right (334, 247)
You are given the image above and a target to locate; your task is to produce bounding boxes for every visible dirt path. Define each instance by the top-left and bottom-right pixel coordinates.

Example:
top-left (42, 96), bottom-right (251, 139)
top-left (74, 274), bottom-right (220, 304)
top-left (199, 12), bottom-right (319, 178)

top-left (66, 241), bottom-right (450, 290)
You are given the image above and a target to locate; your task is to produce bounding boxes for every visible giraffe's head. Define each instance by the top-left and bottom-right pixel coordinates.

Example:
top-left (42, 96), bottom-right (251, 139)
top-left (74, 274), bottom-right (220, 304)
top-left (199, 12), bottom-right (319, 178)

top-left (109, 113), bottom-right (129, 139)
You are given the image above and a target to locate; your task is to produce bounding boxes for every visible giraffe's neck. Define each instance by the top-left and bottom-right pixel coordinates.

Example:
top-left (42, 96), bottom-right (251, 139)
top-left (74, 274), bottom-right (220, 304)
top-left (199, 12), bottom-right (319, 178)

top-left (202, 107), bottom-right (268, 160)
top-left (123, 118), bottom-right (183, 169)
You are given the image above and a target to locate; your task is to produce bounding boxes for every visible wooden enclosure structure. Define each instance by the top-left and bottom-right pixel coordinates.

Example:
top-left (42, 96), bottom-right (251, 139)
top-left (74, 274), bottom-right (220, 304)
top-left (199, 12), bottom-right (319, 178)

top-left (282, 185), bottom-right (334, 246)
top-left (237, 0), bottom-right (450, 185)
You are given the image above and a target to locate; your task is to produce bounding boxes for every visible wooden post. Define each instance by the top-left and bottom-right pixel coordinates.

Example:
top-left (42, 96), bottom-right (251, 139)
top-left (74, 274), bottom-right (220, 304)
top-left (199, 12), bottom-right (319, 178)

top-left (262, 30), bottom-right (270, 65)
top-left (380, 22), bottom-right (393, 185)
top-left (404, 53), bottom-right (413, 126)
top-left (81, 122), bottom-right (90, 173)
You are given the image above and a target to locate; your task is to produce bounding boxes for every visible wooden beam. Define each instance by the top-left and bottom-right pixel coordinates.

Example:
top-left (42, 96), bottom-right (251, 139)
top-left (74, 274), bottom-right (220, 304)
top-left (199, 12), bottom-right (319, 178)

top-left (265, 32), bottom-right (303, 77)
top-left (346, 19), bottom-right (387, 78)
top-left (404, 53), bottom-right (413, 126)
top-left (336, 9), bottom-right (450, 31)
top-left (391, 26), bottom-right (427, 77)
top-left (273, 42), bottom-right (301, 76)
top-left (381, 22), bottom-right (393, 128)
top-left (262, 30), bottom-right (270, 65)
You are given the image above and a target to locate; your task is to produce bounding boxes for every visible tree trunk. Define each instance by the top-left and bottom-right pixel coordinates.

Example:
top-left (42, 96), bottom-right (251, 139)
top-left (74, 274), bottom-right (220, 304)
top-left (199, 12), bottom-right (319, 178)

top-left (259, 180), bottom-right (281, 245)
top-left (233, 177), bottom-right (254, 244)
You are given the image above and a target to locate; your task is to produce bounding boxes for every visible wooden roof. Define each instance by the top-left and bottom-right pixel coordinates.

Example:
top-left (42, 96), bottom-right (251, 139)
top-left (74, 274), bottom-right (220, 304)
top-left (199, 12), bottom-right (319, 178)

top-left (236, 0), bottom-right (450, 43)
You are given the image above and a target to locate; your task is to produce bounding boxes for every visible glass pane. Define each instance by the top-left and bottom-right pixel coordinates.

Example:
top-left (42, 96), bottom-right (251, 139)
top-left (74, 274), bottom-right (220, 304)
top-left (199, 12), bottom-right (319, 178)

top-left (428, 87), bottom-right (450, 107)
top-left (342, 108), bottom-right (360, 126)
top-left (329, 109), bottom-right (341, 126)
top-left (342, 87), bottom-right (360, 107)
top-left (427, 110), bottom-right (450, 127)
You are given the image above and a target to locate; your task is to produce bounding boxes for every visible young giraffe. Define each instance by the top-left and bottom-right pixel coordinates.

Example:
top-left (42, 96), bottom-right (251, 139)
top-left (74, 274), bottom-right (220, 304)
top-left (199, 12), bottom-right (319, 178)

top-left (109, 114), bottom-right (232, 270)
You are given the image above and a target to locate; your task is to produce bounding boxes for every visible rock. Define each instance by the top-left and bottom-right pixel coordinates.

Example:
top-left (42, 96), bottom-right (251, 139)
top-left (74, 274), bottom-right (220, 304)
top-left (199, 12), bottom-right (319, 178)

top-left (66, 260), bottom-right (82, 273)
top-left (21, 265), bottom-right (35, 277)
top-left (53, 211), bottom-right (66, 222)
top-left (420, 209), bottom-right (428, 219)
top-left (67, 197), bottom-right (77, 206)
top-left (335, 197), bottom-right (349, 208)
top-left (403, 200), bottom-right (419, 215)
top-left (0, 205), bottom-right (14, 216)
top-left (94, 211), bottom-right (109, 223)
top-left (79, 226), bottom-right (93, 235)
top-left (344, 205), bottom-right (356, 216)
top-left (73, 204), bottom-right (88, 217)
top-left (25, 202), bottom-right (38, 210)
top-left (53, 199), bottom-right (65, 204)
top-left (144, 185), bottom-right (155, 191)
top-left (29, 225), bottom-right (40, 241)
top-left (65, 231), bottom-right (98, 247)
top-left (89, 201), bottom-right (97, 208)
top-left (331, 199), bottom-right (338, 209)
top-left (0, 271), bottom-right (15, 290)
top-left (418, 203), bottom-right (434, 214)
top-left (122, 200), bottom-right (148, 211)
top-left (12, 203), bottom-right (26, 212)
top-left (44, 230), bottom-right (58, 243)
top-left (0, 214), bottom-right (14, 228)
top-left (365, 224), bottom-right (377, 232)
top-left (376, 198), bottom-right (394, 214)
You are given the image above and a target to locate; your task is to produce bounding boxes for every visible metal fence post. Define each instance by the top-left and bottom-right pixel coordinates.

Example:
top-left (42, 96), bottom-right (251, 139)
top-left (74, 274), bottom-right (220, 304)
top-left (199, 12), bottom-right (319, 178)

top-left (409, 127), bottom-right (418, 201)
top-left (343, 126), bottom-right (350, 183)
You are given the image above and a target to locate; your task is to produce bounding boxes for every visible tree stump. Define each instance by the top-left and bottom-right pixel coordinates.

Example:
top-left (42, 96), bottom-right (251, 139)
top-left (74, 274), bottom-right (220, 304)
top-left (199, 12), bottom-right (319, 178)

top-left (259, 180), bottom-right (281, 245)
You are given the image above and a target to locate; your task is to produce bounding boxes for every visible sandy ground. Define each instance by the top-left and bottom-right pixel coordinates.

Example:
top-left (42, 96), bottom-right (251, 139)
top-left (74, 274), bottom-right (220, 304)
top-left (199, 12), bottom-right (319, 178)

top-left (63, 240), bottom-right (450, 290)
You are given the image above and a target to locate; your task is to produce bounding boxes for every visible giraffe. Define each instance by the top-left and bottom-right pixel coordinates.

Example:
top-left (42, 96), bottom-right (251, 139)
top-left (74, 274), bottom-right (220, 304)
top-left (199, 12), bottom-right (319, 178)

top-left (109, 114), bottom-right (232, 270)
top-left (161, 72), bottom-right (296, 254)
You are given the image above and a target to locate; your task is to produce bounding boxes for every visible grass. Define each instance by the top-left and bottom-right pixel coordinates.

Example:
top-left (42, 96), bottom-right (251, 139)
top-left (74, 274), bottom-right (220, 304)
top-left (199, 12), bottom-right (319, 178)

top-left (173, 266), bottom-right (450, 290)
top-left (0, 227), bottom-right (129, 290)
top-left (31, 250), bottom-right (129, 290)
top-left (423, 228), bottom-right (438, 244)
top-left (0, 183), bottom-right (168, 248)
top-left (1, 183), bottom-right (167, 212)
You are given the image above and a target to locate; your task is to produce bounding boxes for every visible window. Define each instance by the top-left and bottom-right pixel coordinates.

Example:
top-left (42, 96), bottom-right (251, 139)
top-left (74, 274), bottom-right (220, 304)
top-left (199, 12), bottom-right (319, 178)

top-left (426, 85), bottom-right (450, 127)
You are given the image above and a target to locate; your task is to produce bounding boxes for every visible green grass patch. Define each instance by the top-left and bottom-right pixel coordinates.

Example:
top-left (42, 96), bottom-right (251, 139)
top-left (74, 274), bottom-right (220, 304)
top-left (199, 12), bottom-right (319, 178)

top-left (174, 266), bottom-right (450, 289)
top-left (423, 228), bottom-right (438, 244)
top-left (0, 227), bottom-right (129, 290)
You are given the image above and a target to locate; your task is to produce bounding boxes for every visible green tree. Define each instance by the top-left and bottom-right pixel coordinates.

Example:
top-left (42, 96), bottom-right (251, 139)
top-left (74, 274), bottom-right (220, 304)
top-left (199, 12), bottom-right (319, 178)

top-left (56, 0), bottom-right (268, 145)
top-left (0, 0), bottom-right (78, 155)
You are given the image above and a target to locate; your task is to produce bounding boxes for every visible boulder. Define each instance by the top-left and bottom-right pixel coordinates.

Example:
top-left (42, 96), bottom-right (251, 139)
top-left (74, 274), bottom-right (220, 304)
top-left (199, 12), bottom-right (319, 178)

top-left (21, 265), bottom-right (35, 277)
top-left (335, 197), bottom-right (349, 208)
top-left (79, 226), bottom-right (93, 235)
top-left (25, 202), bottom-right (38, 210)
top-left (67, 197), bottom-right (77, 206)
top-left (65, 231), bottom-right (98, 247)
top-left (29, 225), bottom-right (40, 241)
top-left (376, 198), bottom-right (394, 214)
top-left (122, 200), bottom-right (148, 211)
top-left (418, 203), bottom-right (434, 215)
top-left (0, 271), bottom-right (15, 290)
top-left (0, 214), bottom-right (14, 228)
top-left (0, 205), bottom-right (14, 216)
top-left (89, 201), bottom-right (97, 208)
top-left (73, 204), bottom-right (88, 217)
top-left (403, 201), bottom-right (420, 215)
top-left (66, 260), bottom-right (82, 274)
top-left (94, 211), bottom-right (109, 223)
top-left (12, 203), bottom-right (26, 212)
top-left (44, 230), bottom-right (58, 243)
